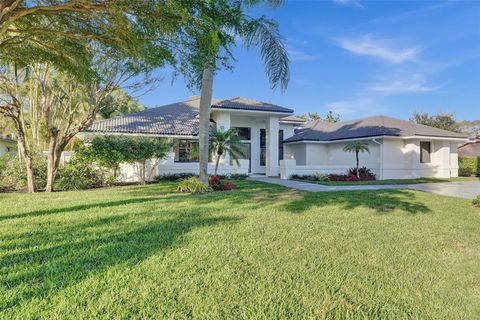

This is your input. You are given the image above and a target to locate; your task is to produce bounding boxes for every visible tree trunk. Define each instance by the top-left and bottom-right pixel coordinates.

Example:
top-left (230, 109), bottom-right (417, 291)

top-left (214, 153), bottom-right (221, 176)
top-left (356, 151), bottom-right (360, 179)
top-left (13, 121), bottom-right (36, 193)
top-left (198, 68), bottom-right (213, 184)
top-left (24, 155), bottom-right (35, 193)
top-left (45, 133), bottom-right (59, 192)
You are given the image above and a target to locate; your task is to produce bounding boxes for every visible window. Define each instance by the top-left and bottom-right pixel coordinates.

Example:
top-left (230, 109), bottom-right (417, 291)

top-left (175, 140), bottom-right (199, 162)
top-left (278, 130), bottom-right (284, 162)
top-left (420, 141), bottom-right (431, 163)
top-left (260, 129), bottom-right (266, 166)
top-left (233, 127), bottom-right (251, 140)
top-left (259, 129), bottom-right (284, 166)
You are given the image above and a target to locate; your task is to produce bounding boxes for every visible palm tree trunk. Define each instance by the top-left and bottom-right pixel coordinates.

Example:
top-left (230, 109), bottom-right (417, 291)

top-left (214, 153), bottom-right (221, 176)
top-left (198, 68), bottom-right (213, 184)
top-left (356, 151), bottom-right (360, 179)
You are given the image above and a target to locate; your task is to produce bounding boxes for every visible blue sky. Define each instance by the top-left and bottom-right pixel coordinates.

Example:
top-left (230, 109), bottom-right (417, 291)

top-left (138, 0), bottom-right (480, 121)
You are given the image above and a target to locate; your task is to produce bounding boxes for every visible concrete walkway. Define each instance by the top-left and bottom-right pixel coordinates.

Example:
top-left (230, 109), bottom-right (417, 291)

top-left (249, 176), bottom-right (480, 199)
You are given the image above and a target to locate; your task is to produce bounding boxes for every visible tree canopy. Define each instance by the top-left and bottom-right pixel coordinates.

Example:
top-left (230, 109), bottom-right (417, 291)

top-left (410, 111), bottom-right (461, 133)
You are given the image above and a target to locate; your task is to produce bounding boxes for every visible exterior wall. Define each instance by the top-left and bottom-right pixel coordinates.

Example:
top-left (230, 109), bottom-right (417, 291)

top-left (0, 139), bottom-right (17, 157)
top-left (382, 138), bottom-right (459, 179)
top-left (281, 137), bottom-right (460, 180)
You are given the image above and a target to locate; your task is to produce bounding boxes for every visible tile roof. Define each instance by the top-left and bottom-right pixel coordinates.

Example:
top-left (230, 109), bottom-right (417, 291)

top-left (85, 97), bottom-right (293, 136)
top-left (285, 115), bottom-right (468, 143)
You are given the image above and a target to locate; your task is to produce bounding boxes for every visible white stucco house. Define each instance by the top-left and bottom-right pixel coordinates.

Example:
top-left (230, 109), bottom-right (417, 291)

top-left (83, 97), bottom-right (468, 181)
top-left (0, 134), bottom-right (16, 157)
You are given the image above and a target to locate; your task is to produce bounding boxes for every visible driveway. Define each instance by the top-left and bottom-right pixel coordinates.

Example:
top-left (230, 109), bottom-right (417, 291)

top-left (249, 177), bottom-right (480, 199)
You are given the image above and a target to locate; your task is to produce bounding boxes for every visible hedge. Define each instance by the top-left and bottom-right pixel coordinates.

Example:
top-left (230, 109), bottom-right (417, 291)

top-left (458, 156), bottom-right (480, 177)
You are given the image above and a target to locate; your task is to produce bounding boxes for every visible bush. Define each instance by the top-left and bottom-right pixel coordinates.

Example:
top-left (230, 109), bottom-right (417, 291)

top-left (154, 173), bottom-right (197, 182)
top-left (55, 155), bottom-right (104, 191)
top-left (458, 157), bottom-right (480, 176)
top-left (473, 195), bottom-right (480, 208)
top-left (229, 173), bottom-right (248, 180)
top-left (177, 177), bottom-right (210, 193)
top-left (315, 172), bottom-right (330, 181)
top-left (290, 174), bottom-right (318, 182)
top-left (0, 153), bottom-right (47, 191)
top-left (209, 175), bottom-right (238, 191)
top-left (347, 167), bottom-right (376, 180)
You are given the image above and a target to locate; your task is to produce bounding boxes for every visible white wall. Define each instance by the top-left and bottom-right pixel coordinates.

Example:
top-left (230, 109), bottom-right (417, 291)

top-left (0, 140), bottom-right (16, 157)
top-left (281, 137), bottom-right (460, 180)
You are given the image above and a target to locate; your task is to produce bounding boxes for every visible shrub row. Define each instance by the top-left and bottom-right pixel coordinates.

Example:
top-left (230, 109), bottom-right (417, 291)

top-left (458, 156), bottom-right (480, 177)
top-left (291, 167), bottom-right (376, 182)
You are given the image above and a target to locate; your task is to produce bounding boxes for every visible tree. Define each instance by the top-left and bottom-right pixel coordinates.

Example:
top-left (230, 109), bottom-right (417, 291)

top-left (181, 1), bottom-right (290, 183)
top-left (299, 111), bottom-right (340, 122)
top-left (209, 127), bottom-right (246, 176)
top-left (410, 111), bottom-right (460, 133)
top-left (97, 90), bottom-right (145, 119)
top-left (343, 141), bottom-right (370, 179)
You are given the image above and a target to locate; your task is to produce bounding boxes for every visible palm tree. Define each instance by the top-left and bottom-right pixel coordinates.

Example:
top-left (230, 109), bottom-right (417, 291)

top-left (196, 2), bottom-right (290, 183)
top-left (209, 127), bottom-right (246, 176)
top-left (343, 141), bottom-right (370, 179)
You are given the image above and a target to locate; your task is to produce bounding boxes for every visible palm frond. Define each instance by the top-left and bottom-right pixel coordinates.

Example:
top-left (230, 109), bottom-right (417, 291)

top-left (240, 16), bottom-right (290, 91)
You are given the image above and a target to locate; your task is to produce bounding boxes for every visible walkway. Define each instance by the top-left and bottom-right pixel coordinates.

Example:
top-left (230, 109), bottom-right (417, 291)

top-left (249, 176), bottom-right (480, 199)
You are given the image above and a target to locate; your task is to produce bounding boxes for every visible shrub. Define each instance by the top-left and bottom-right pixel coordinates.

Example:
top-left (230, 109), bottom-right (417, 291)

top-left (458, 157), bottom-right (479, 176)
top-left (209, 175), bottom-right (238, 191)
top-left (154, 173), bottom-right (197, 182)
top-left (177, 177), bottom-right (210, 193)
top-left (229, 173), bottom-right (248, 180)
top-left (290, 174), bottom-right (317, 182)
top-left (315, 172), bottom-right (330, 181)
top-left (0, 153), bottom-right (47, 191)
top-left (347, 167), bottom-right (376, 180)
top-left (473, 195), bottom-right (480, 208)
top-left (55, 155), bottom-right (104, 191)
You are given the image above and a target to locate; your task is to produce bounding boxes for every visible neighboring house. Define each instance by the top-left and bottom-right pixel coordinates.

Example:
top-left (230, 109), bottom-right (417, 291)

top-left (458, 136), bottom-right (480, 157)
top-left (281, 116), bottom-right (467, 180)
top-left (84, 98), bottom-right (467, 181)
top-left (0, 134), bottom-right (17, 157)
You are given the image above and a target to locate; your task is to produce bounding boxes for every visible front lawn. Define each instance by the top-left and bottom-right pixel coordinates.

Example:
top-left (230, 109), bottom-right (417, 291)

top-left (295, 176), bottom-right (480, 186)
top-left (1, 181), bottom-right (479, 319)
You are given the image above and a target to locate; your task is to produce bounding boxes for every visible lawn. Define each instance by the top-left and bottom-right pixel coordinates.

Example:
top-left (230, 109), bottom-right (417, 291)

top-left (295, 176), bottom-right (480, 186)
top-left (1, 181), bottom-right (479, 319)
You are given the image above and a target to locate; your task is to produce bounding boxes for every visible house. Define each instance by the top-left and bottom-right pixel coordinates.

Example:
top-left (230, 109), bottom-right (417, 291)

top-left (84, 97), bottom-right (305, 180)
top-left (281, 116), bottom-right (467, 180)
top-left (84, 97), bottom-right (467, 181)
top-left (0, 133), bottom-right (16, 157)
top-left (458, 136), bottom-right (480, 157)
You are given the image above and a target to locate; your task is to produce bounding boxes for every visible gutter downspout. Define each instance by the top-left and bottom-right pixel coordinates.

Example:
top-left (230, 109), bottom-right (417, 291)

top-left (372, 138), bottom-right (383, 180)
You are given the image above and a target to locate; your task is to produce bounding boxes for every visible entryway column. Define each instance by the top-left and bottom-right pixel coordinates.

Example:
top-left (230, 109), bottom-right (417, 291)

top-left (266, 116), bottom-right (279, 176)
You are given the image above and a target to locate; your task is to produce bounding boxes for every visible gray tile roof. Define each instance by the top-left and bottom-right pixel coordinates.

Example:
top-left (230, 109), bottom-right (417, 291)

top-left (285, 115), bottom-right (468, 143)
top-left (212, 97), bottom-right (294, 113)
top-left (85, 97), bottom-right (293, 136)
top-left (280, 115), bottom-right (307, 124)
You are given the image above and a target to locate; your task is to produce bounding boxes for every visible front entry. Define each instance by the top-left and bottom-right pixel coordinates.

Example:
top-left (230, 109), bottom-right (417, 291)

top-left (231, 142), bottom-right (251, 173)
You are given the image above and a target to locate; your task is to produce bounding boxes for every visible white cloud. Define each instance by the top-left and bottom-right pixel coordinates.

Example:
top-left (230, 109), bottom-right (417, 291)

top-left (369, 74), bottom-right (438, 94)
top-left (325, 98), bottom-right (388, 116)
top-left (333, 0), bottom-right (363, 8)
top-left (286, 46), bottom-right (319, 61)
top-left (336, 35), bottom-right (421, 63)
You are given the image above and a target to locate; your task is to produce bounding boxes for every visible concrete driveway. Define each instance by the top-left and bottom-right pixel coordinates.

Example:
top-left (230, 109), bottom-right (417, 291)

top-left (249, 177), bottom-right (480, 199)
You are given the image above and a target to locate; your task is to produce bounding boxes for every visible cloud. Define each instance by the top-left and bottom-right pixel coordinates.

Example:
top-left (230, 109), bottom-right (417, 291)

top-left (286, 46), bottom-right (319, 61)
top-left (333, 0), bottom-right (363, 8)
top-left (325, 98), bottom-right (388, 116)
top-left (369, 74), bottom-right (438, 94)
top-left (335, 35), bottom-right (421, 63)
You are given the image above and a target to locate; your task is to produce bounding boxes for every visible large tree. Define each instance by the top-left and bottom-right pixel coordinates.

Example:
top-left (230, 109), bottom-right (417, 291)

top-left (410, 111), bottom-right (461, 133)
top-left (179, 1), bottom-right (290, 183)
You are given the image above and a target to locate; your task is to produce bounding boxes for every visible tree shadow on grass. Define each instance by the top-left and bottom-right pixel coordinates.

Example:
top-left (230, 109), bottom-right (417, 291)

top-left (0, 211), bottom-right (239, 312)
top-left (283, 189), bottom-right (432, 214)
top-left (0, 197), bottom-right (163, 221)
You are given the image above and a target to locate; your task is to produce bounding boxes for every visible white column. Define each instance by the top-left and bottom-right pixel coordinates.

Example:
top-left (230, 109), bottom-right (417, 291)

top-left (214, 112), bottom-right (231, 165)
top-left (266, 116), bottom-right (279, 176)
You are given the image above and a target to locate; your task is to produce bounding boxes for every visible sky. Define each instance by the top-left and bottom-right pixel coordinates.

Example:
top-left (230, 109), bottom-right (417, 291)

top-left (138, 0), bottom-right (480, 121)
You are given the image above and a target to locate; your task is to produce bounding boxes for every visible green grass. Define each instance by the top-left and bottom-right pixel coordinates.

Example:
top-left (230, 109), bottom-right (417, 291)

top-left (298, 176), bottom-right (480, 186)
top-left (1, 181), bottom-right (479, 319)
